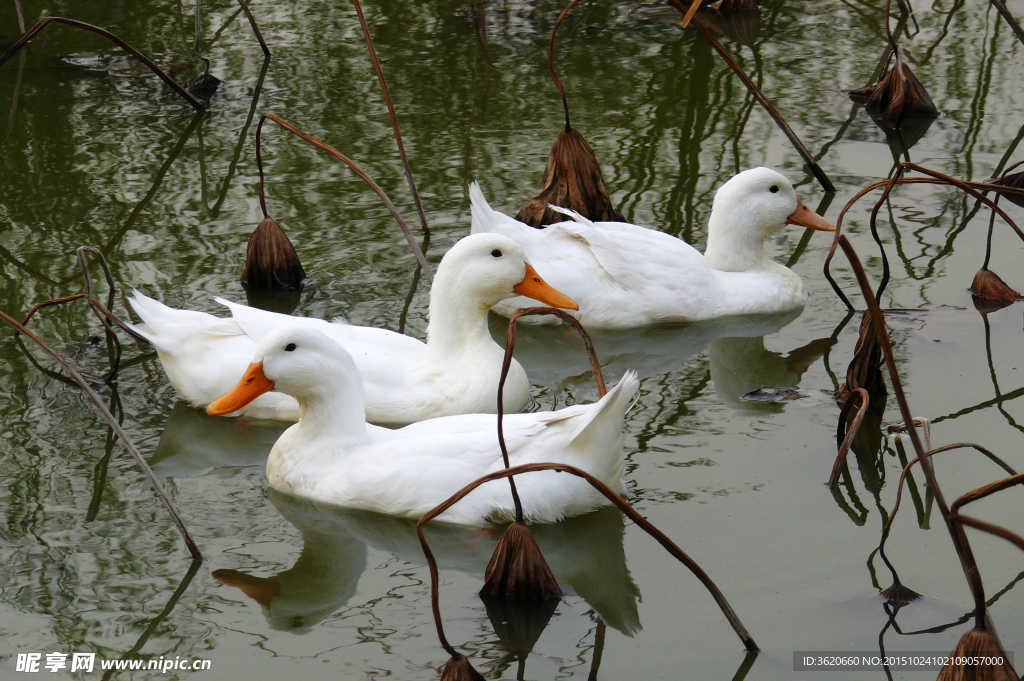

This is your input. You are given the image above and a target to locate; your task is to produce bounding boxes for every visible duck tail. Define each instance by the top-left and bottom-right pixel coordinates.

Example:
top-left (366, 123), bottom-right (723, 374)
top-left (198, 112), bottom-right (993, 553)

top-left (125, 290), bottom-right (168, 347)
top-left (469, 181), bottom-right (499, 235)
top-left (567, 370), bottom-right (640, 454)
top-left (546, 203), bottom-right (596, 227)
top-left (127, 290), bottom-right (237, 353)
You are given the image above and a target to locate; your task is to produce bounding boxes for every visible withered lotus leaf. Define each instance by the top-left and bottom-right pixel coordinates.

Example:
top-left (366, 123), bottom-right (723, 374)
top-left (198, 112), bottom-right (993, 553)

top-left (863, 46), bottom-right (938, 121)
top-left (479, 521), bottom-right (562, 602)
top-left (879, 580), bottom-right (921, 605)
top-left (440, 654), bottom-right (486, 681)
top-left (241, 216), bottom-right (306, 291)
top-left (516, 128), bottom-right (625, 228)
top-left (969, 269), bottom-right (1022, 313)
top-left (835, 311), bottom-right (888, 406)
top-left (993, 171), bottom-right (1024, 208)
top-left (186, 70), bottom-right (222, 97)
top-left (691, 6), bottom-right (760, 45)
top-left (936, 628), bottom-right (1019, 681)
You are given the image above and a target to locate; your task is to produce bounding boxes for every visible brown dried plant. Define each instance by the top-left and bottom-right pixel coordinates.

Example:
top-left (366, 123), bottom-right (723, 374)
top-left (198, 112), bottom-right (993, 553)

top-left (245, 114), bottom-right (434, 299)
top-left (417, 307), bottom-right (757, 675)
top-left (838, 237), bottom-right (1023, 680)
top-left (515, 0), bottom-right (626, 227)
top-left (0, 17), bottom-right (206, 110)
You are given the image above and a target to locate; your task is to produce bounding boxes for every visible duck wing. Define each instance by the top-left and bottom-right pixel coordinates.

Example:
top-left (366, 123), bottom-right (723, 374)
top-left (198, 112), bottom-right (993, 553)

top-left (128, 291), bottom-right (267, 407)
top-left (337, 371), bottom-right (640, 524)
top-left (471, 182), bottom-right (719, 324)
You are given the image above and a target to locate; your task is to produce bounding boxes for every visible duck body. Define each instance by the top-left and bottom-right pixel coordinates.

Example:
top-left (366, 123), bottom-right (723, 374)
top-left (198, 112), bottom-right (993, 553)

top-left (469, 167), bottom-right (835, 328)
top-left (208, 327), bottom-right (640, 526)
top-left (129, 234), bottom-right (577, 425)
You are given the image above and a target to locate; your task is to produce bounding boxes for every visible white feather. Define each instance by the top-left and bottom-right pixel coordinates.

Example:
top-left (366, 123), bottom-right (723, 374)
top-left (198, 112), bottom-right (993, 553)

top-left (245, 327), bottom-right (640, 526)
top-left (126, 233), bottom-right (558, 424)
top-left (469, 168), bottom-right (825, 328)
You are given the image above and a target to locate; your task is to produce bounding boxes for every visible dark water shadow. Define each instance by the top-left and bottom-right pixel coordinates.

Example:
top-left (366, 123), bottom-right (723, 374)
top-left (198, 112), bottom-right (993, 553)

top-left (212, 491), bottom-right (642, 638)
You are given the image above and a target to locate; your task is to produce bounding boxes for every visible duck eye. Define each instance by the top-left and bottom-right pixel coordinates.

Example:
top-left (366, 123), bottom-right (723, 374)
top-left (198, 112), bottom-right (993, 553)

top-left (285, 343), bottom-right (296, 352)
top-left (491, 249), bottom-right (502, 257)
top-left (769, 185), bottom-right (779, 193)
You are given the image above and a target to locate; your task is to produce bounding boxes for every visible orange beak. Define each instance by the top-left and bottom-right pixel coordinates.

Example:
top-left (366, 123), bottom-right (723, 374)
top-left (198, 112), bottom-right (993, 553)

top-left (212, 569), bottom-right (280, 609)
top-left (786, 198), bottom-right (836, 232)
top-left (207, 361), bottom-right (275, 416)
top-left (513, 264), bottom-right (579, 310)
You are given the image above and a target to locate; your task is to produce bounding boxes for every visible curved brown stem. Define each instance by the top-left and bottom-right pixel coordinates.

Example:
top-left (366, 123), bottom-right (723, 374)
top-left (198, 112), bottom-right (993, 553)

top-left (76, 246), bottom-right (123, 376)
top-left (900, 163), bottom-right (1024, 243)
top-left (16, 247), bottom-right (150, 377)
top-left (877, 444), bottom-right (1017, 589)
top-left (828, 388), bottom-right (869, 488)
top-left (883, 0), bottom-right (898, 55)
top-left (254, 114), bottom-right (434, 281)
top-left (496, 307), bottom-right (606, 522)
top-left (950, 514), bottom-right (1024, 554)
top-left (0, 17), bottom-right (206, 110)
top-left (235, 0), bottom-right (271, 57)
top-left (351, 0), bottom-right (429, 237)
top-left (0, 311), bottom-right (202, 561)
top-left (839, 236), bottom-right (989, 628)
top-left (951, 473), bottom-right (1024, 516)
top-left (867, 167), bottom-right (903, 299)
top-left (505, 308), bottom-right (606, 397)
top-left (549, 0), bottom-right (581, 132)
top-left (983, 160), bottom-right (1024, 269)
top-left (417, 462), bottom-right (758, 652)
top-left (19, 294), bottom-right (88, 327)
top-left (823, 171), bottom-right (1024, 309)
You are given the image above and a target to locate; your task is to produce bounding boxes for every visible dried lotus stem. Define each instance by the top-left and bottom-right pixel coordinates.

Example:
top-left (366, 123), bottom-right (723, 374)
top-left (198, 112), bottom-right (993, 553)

top-left (254, 114), bottom-right (433, 281)
top-left (823, 168), bottom-right (1024, 310)
top-left (417, 462), bottom-right (759, 659)
top-left (0, 311), bottom-right (202, 561)
top-left (0, 17), bottom-right (206, 110)
top-left (828, 387), bottom-right (869, 488)
top-left (497, 307), bottom-right (606, 520)
top-left (351, 0), bottom-right (429, 237)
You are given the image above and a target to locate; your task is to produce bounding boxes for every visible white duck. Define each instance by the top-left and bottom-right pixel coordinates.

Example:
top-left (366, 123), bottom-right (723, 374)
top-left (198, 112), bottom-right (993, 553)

top-left (128, 234), bottom-right (577, 425)
top-left (206, 327), bottom-right (640, 526)
top-left (469, 167), bottom-right (836, 328)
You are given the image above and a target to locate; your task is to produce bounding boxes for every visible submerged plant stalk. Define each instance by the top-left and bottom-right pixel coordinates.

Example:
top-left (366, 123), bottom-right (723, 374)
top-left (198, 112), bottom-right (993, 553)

top-left (839, 236), bottom-right (996, 628)
top-left (255, 114), bottom-right (433, 281)
top-left (0, 17), bottom-right (206, 110)
top-left (417, 462), bottom-right (759, 653)
top-left (351, 0), bottom-right (429, 237)
top-left (0, 311), bottom-right (202, 561)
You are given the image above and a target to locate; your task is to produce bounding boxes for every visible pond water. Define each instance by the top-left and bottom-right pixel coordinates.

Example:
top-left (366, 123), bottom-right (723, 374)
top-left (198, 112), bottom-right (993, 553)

top-left (1, 0), bottom-right (1022, 678)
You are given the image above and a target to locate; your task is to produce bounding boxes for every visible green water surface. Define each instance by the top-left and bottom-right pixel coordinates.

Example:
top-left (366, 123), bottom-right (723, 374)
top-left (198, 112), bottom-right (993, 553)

top-left (1, 0), bottom-right (1022, 678)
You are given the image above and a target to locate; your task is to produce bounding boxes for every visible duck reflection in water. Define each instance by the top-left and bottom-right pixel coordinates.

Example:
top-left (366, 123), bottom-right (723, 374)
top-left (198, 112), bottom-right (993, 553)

top-left (507, 308), bottom-right (832, 411)
top-left (212, 491), bottom-right (641, 637)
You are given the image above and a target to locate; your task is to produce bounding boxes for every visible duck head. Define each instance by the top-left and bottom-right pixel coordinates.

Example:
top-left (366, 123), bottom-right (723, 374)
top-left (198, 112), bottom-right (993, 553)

top-left (703, 167), bottom-right (835, 272)
top-left (208, 327), bottom-right (365, 431)
top-left (432, 233), bottom-right (578, 311)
